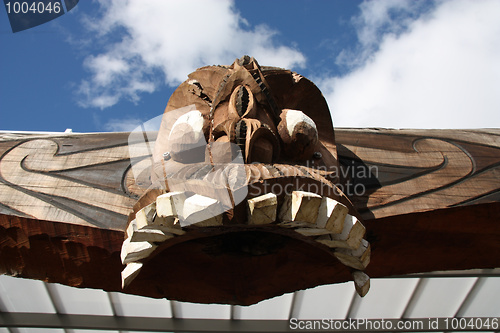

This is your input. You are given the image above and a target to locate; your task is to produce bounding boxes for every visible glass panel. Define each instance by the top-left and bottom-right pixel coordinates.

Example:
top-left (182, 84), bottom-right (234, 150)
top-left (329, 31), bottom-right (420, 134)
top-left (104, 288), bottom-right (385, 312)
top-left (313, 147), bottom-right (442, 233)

top-left (404, 278), bottom-right (477, 318)
top-left (233, 292), bottom-right (293, 319)
top-left (352, 278), bottom-right (420, 319)
top-left (173, 301), bottom-right (230, 319)
top-left (109, 292), bottom-right (172, 318)
top-left (0, 276), bottom-right (56, 313)
top-left (46, 283), bottom-right (113, 315)
top-left (292, 282), bottom-right (355, 320)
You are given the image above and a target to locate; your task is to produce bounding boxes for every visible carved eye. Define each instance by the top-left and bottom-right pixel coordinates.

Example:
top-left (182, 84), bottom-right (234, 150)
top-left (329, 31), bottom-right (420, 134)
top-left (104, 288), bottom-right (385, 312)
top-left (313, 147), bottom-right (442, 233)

top-left (277, 109), bottom-right (318, 161)
top-left (168, 110), bottom-right (207, 163)
top-left (229, 84), bottom-right (255, 118)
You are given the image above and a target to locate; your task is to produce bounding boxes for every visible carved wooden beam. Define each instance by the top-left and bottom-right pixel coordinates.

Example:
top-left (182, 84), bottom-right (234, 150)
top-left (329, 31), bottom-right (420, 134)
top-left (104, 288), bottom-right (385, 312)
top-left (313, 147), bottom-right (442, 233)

top-left (1, 57), bottom-right (499, 305)
top-left (1, 128), bottom-right (498, 305)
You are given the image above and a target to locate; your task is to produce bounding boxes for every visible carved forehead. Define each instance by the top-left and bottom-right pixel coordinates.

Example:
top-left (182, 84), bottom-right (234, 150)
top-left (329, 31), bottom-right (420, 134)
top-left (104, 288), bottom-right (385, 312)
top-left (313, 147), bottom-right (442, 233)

top-left (163, 59), bottom-right (335, 145)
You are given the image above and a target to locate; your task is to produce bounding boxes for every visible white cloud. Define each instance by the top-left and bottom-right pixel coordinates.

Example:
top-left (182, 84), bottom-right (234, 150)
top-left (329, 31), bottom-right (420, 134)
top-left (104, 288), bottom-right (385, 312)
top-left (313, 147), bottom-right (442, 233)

top-left (321, 0), bottom-right (500, 129)
top-left (84, 54), bottom-right (129, 86)
top-left (78, 0), bottom-right (305, 109)
top-left (337, 0), bottom-right (430, 68)
top-left (103, 117), bottom-right (144, 132)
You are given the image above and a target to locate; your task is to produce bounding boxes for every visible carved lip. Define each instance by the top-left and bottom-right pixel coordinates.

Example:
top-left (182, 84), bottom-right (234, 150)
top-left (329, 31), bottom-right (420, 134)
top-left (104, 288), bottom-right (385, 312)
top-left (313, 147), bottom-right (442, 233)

top-left (147, 162), bottom-right (356, 219)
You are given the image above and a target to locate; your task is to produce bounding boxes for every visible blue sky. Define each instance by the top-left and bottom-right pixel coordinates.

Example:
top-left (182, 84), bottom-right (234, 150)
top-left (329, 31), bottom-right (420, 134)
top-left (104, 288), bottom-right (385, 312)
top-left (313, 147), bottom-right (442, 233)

top-left (1, 0), bottom-right (499, 133)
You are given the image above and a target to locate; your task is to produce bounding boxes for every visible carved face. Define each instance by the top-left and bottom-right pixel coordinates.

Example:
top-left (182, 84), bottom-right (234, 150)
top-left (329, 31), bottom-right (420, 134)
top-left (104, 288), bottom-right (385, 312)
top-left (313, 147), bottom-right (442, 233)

top-left (123, 57), bottom-right (370, 304)
top-left (147, 56), bottom-right (353, 223)
top-left (154, 56), bottom-right (337, 165)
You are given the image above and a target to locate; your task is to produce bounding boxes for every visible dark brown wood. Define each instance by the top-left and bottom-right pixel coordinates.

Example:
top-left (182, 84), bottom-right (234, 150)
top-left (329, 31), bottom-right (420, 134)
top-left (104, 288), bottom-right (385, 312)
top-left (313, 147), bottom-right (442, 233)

top-left (0, 213), bottom-right (123, 290)
top-left (365, 201), bottom-right (500, 278)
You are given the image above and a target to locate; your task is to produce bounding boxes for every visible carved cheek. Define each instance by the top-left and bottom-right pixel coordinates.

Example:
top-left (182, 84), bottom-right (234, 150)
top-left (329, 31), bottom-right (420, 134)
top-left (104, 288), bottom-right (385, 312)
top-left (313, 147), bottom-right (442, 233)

top-left (278, 109), bottom-right (319, 160)
top-left (168, 110), bottom-right (207, 163)
top-left (211, 135), bottom-right (235, 164)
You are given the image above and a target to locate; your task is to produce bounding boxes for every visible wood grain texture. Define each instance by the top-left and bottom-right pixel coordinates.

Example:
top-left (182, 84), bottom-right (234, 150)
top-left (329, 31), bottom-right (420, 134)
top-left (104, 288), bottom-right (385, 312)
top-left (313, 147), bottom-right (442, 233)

top-left (336, 128), bottom-right (500, 219)
top-left (0, 128), bottom-right (499, 304)
top-left (0, 213), bottom-right (123, 290)
top-left (0, 132), bottom-right (145, 230)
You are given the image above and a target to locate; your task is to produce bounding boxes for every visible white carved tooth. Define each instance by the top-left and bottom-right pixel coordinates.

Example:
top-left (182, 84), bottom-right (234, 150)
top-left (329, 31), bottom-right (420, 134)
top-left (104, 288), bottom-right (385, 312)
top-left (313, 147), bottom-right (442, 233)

top-left (295, 228), bottom-right (334, 237)
top-left (334, 239), bottom-right (371, 270)
top-left (337, 215), bottom-right (366, 250)
top-left (316, 197), bottom-right (348, 233)
top-left (248, 193), bottom-right (278, 225)
top-left (126, 219), bottom-right (138, 239)
top-left (279, 220), bottom-right (312, 228)
top-left (352, 270), bottom-right (370, 297)
top-left (120, 238), bottom-right (157, 264)
top-left (135, 202), bottom-right (157, 229)
top-left (120, 238), bottom-right (131, 263)
top-left (158, 224), bottom-right (186, 235)
top-left (121, 262), bottom-right (143, 288)
top-left (130, 228), bottom-right (175, 243)
top-left (156, 191), bottom-right (186, 218)
top-left (316, 214), bottom-right (366, 250)
top-left (279, 191), bottom-right (322, 224)
top-left (153, 215), bottom-right (178, 228)
top-left (181, 194), bottom-right (223, 227)
top-left (192, 216), bottom-right (223, 227)
top-left (279, 194), bottom-right (292, 221)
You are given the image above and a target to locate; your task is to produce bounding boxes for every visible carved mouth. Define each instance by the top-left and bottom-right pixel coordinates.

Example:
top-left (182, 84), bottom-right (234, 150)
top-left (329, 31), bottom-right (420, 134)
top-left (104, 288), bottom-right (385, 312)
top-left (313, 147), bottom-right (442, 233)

top-left (121, 162), bottom-right (370, 304)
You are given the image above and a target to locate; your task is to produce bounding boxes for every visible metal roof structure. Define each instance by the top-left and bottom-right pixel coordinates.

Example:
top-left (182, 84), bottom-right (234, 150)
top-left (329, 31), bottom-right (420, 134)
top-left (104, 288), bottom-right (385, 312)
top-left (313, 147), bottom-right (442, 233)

top-left (1, 270), bottom-right (499, 332)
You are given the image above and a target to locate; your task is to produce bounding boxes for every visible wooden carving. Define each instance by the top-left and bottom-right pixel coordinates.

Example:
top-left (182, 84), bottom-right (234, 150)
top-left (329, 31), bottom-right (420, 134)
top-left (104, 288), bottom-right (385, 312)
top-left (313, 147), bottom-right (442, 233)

top-left (0, 57), bottom-right (499, 305)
